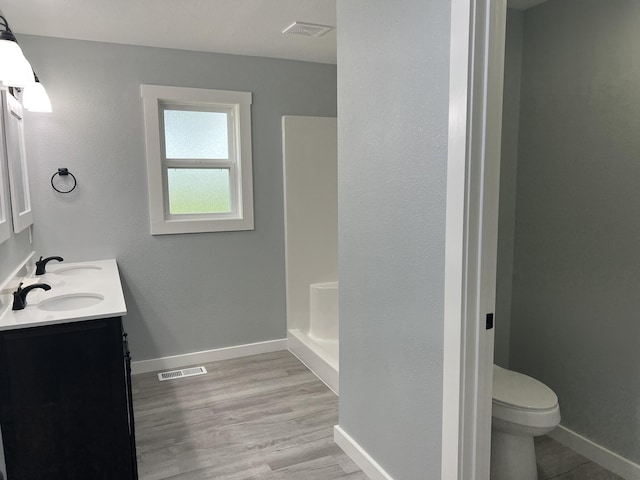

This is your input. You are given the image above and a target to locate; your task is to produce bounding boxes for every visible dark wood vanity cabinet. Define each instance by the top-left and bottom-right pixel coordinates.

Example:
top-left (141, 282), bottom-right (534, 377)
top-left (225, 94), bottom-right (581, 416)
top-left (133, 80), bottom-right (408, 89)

top-left (0, 317), bottom-right (138, 480)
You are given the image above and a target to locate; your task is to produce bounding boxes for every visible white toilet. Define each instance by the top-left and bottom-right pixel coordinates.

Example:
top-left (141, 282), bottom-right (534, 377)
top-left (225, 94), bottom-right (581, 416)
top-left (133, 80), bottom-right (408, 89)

top-left (491, 365), bottom-right (561, 480)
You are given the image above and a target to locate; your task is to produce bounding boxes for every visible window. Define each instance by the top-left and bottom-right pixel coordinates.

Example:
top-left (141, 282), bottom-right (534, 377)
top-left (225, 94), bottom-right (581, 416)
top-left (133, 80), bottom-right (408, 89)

top-left (141, 85), bottom-right (254, 234)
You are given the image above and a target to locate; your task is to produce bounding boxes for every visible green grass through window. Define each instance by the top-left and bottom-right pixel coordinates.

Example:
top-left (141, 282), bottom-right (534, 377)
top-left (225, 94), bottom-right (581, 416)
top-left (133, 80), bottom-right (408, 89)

top-left (167, 169), bottom-right (231, 214)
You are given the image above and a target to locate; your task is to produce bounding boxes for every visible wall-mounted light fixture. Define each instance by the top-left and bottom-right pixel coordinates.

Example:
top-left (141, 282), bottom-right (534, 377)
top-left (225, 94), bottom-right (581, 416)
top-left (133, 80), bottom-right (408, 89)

top-left (0, 15), bottom-right (33, 87)
top-left (0, 14), bottom-right (52, 112)
top-left (22, 74), bottom-right (52, 112)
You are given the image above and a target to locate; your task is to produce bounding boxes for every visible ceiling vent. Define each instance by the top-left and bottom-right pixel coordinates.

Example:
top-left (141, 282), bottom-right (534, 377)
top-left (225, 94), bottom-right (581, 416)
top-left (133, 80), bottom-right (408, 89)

top-left (282, 22), bottom-right (334, 37)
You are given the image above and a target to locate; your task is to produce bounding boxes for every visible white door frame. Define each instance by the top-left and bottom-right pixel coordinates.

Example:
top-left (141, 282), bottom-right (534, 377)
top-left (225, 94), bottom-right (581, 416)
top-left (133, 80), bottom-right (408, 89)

top-left (442, 0), bottom-right (507, 479)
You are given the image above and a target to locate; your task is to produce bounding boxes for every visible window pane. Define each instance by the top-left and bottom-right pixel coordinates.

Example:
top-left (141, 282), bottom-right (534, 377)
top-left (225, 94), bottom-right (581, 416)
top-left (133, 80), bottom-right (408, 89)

top-left (164, 110), bottom-right (229, 159)
top-left (167, 168), bottom-right (231, 214)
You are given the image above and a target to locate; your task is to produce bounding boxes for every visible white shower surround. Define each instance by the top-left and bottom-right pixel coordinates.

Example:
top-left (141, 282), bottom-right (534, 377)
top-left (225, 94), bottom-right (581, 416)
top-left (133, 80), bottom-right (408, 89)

top-left (282, 115), bottom-right (338, 393)
top-left (289, 281), bottom-right (339, 392)
top-left (309, 281), bottom-right (338, 342)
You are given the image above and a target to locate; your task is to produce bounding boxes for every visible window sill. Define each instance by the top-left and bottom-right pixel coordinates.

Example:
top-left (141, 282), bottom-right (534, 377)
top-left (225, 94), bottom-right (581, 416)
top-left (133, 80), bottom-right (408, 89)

top-left (150, 216), bottom-right (254, 235)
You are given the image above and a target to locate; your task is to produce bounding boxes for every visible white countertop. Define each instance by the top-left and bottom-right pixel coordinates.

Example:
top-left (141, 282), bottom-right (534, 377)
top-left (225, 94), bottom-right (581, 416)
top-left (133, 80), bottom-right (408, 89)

top-left (0, 259), bottom-right (127, 331)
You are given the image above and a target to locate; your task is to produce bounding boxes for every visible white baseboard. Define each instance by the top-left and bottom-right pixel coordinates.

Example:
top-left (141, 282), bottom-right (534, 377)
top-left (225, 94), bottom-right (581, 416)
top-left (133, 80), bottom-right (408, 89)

top-left (288, 330), bottom-right (339, 394)
top-left (131, 338), bottom-right (287, 375)
top-left (549, 425), bottom-right (640, 480)
top-left (334, 425), bottom-right (394, 480)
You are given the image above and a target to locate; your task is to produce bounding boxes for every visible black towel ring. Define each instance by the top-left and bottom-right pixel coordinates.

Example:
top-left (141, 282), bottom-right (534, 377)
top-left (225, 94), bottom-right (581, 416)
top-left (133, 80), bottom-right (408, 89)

top-left (51, 168), bottom-right (77, 194)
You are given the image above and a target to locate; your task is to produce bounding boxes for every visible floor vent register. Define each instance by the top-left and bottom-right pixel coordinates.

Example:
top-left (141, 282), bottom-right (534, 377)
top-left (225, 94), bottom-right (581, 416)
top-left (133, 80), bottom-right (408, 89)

top-left (157, 366), bottom-right (207, 381)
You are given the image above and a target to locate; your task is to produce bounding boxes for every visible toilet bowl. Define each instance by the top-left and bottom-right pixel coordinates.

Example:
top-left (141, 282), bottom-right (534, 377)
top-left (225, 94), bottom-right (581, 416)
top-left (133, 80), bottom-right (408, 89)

top-left (491, 365), bottom-right (560, 480)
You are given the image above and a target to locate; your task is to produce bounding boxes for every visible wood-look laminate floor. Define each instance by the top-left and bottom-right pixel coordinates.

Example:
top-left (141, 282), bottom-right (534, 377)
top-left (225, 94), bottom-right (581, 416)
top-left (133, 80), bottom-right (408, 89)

top-left (536, 436), bottom-right (623, 480)
top-left (132, 351), bottom-right (368, 480)
top-left (133, 350), bottom-right (622, 480)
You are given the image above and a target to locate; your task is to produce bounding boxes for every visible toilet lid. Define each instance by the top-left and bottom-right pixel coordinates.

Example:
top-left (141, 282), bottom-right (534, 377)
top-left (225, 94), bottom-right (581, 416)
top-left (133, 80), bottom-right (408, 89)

top-left (493, 365), bottom-right (558, 410)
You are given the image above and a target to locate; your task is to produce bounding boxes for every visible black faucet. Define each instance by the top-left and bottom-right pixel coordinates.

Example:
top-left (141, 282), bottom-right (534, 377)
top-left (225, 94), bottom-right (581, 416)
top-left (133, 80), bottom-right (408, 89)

top-left (12, 282), bottom-right (52, 310)
top-left (35, 256), bottom-right (64, 275)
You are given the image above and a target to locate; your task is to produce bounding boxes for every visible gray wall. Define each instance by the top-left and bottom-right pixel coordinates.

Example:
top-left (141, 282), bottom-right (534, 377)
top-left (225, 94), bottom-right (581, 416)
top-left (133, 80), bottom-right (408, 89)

top-left (495, 9), bottom-right (524, 368)
top-left (508, 0), bottom-right (640, 462)
top-left (17, 35), bottom-right (337, 361)
top-left (337, 0), bottom-right (450, 477)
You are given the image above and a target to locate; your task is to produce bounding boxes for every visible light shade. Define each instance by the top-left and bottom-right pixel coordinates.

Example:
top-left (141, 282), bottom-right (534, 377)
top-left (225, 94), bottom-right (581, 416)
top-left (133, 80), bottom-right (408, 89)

top-left (0, 36), bottom-right (34, 87)
top-left (22, 80), bottom-right (53, 112)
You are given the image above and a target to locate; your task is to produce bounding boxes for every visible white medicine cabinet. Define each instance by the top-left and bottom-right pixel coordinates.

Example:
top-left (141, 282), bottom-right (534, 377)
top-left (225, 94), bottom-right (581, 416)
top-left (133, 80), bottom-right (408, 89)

top-left (1, 90), bottom-right (33, 234)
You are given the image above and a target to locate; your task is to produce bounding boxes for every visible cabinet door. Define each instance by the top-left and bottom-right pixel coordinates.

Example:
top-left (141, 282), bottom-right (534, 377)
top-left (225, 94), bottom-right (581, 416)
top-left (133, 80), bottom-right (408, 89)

top-left (0, 319), bottom-right (134, 480)
top-left (0, 94), bottom-right (11, 245)
top-left (3, 91), bottom-right (33, 233)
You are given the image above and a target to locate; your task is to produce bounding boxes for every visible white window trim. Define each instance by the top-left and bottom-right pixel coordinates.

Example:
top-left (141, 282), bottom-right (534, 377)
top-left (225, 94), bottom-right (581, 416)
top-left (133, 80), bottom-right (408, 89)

top-left (141, 84), bottom-right (254, 235)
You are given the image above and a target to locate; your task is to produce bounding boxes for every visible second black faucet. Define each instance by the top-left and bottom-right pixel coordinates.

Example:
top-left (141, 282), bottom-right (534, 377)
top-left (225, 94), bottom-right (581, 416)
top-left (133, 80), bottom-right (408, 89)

top-left (12, 282), bottom-right (51, 310)
top-left (35, 256), bottom-right (64, 275)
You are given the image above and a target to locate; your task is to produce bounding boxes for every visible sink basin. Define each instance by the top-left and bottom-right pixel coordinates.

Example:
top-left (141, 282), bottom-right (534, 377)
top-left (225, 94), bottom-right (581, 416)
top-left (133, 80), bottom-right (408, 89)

top-left (53, 265), bottom-right (103, 275)
top-left (22, 276), bottom-right (65, 288)
top-left (38, 293), bottom-right (104, 312)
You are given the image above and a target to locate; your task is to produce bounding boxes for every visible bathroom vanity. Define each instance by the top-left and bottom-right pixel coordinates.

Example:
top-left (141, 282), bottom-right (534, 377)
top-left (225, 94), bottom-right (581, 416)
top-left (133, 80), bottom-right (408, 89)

top-left (0, 259), bottom-right (137, 479)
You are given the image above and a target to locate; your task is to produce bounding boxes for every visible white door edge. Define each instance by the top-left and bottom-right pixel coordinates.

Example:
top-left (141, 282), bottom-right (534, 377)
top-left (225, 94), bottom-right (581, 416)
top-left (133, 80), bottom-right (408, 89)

top-left (442, 1), bottom-right (507, 479)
